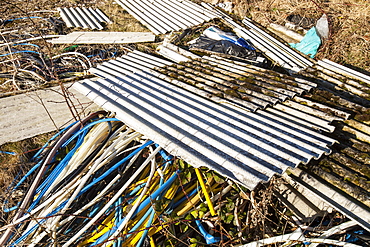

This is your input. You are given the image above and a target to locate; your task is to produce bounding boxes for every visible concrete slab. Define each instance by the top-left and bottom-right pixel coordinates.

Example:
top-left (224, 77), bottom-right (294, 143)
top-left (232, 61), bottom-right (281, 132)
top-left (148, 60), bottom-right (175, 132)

top-left (0, 84), bottom-right (100, 145)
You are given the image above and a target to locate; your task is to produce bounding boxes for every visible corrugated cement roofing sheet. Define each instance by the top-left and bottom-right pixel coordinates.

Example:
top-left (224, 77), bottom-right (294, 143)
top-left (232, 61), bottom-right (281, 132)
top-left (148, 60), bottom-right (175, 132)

top-left (90, 51), bottom-right (317, 112)
top-left (114, 0), bottom-right (220, 35)
top-left (58, 7), bottom-right (111, 30)
top-left (73, 51), bottom-right (338, 190)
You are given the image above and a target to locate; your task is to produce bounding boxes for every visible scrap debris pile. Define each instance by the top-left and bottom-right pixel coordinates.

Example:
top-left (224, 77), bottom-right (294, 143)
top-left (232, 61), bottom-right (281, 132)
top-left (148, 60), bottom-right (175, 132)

top-left (0, 112), bottom-right (293, 246)
top-left (1, 0), bottom-right (370, 246)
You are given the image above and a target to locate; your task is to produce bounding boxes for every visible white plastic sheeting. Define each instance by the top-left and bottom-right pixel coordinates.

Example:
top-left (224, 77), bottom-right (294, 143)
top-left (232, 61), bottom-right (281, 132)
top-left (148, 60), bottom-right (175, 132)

top-left (114, 0), bottom-right (220, 34)
top-left (58, 7), bottom-right (111, 30)
top-left (73, 51), bottom-right (338, 190)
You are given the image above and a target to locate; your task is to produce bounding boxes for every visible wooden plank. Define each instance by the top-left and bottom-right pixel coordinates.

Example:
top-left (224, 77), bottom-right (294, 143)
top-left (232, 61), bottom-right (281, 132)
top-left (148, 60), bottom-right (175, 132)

top-left (48, 32), bottom-right (155, 44)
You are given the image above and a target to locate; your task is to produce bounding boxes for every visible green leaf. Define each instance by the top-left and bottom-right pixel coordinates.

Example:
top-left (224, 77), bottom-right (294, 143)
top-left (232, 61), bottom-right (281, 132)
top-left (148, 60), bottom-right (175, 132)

top-left (225, 199), bottom-right (235, 211)
top-left (213, 172), bottom-right (225, 184)
top-left (185, 213), bottom-right (193, 220)
top-left (189, 238), bottom-right (198, 244)
top-left (180, 224), bottom-right (189, 233)
top-left (198, 210), bottom-right (204, 218)
top-left (225, 214), bottom-right (234, 224)
top-left (190, 210), bottom-right (199, 218)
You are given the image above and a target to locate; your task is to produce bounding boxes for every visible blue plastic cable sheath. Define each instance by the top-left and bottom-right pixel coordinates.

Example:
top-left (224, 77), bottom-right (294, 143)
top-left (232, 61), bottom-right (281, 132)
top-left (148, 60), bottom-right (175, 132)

top-left (29, 131), bottom-right (88, 211)
top-left (11, 201), bottom-right (67, 246)
top-left (113, 200), bottom-right (121, 247)
top-left (62, 118), bottom-right (120, 148)
top-left (133, 170), bottom-right (179, 217)
top-left (172, 186), bottom-right (200, 209)
top-left (0, 151), bottom-right (17, 155)
top-left (0, 50), bottom-right (40, 57)
top-left (12, 43), bottom-right (40, 48)
top-left (31, 120), bottom-right (78, 161)
top-left (33, 128), bottom-right (87, 198)
top-left (116, 196), bottom-right (124, 247)
top-left (126, 207), bottom-right (153, 238)
top-left (155, 144), bottom-right (173, 168)
top-left (29, 140), bottom-right (153, 226)
top-left (11, 160), bottom-right (42, 192)
top-left (87, 201), bottom-right (103, 221)
top-left (35, 129), bottom-right (86, 193)
top-left (136, 156), bottom-right (168, 247)
top-left (34, 116), bottom-right (106, 192)
top-left (78, 140), bottom-right (154, 195)
top-left (3, 205), bottom-right (18, 213)
top-left (135, 172), bottom-right (166, 246)
top-left (127, 183), bottom-right (146, 198)
top-left (20, 140), bottom-right (153, 240)
top-left (10, 140), bottom-right (152, 245)
top-left (137, 209), bottom-right (156, 247)
top-left (125, 166), bottom-right (166, 242)
top-left (93, 170), bottom-right (179, 246)
top-left (5, 17), bottom-right (43, 22)
top-left (195, 220), bottom-right (222, 245)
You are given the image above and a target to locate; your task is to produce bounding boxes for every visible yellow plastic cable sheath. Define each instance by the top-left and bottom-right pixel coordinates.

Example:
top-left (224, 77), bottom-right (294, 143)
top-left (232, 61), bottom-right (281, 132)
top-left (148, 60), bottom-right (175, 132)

top-left (82, 173), bottom-right (161, 245)
top-left (127, 175), bottom-right (180, 245)
top-left (194, 168), bottom-right (217, 216)
top-left (172, 182), bottom-right (197, 203)
top-left (149, 236), bottom-right (156, 247)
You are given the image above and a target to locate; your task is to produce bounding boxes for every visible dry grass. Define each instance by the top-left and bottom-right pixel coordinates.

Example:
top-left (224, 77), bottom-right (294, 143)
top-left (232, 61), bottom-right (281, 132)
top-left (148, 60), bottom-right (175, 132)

top-left (0, 132), bottom-right (55, 191)
top-left (100, 2), bottom-right (151, 32)
top-left (207, 0), bottom-right (370, 71)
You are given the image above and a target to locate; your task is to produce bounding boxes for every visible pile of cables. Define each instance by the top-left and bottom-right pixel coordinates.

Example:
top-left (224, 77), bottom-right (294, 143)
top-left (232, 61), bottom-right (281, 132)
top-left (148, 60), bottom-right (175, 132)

top-left (1, 48), bottom-right (91, 88)
top-left (0, 16), bottom-right (128, 91)
top-left (0, 44), bottom-right (127, 90)
top-left (0, 111), bottom-right (249, 246)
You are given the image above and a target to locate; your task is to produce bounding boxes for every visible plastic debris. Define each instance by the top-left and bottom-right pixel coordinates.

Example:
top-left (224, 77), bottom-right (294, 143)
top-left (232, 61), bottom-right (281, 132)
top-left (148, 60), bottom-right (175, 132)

top-left (0, 151), bottom-right (17, 155)
top-left (315, 14), bottom-right (329, 39)
top-left (202, 26), bottom-right (255, 50)
top-left (290, 27), bottom-right (321, 58)
top-left (190, 36), bottom-right (259, 60)
top-left (189, 26), bottom-right (258, 60)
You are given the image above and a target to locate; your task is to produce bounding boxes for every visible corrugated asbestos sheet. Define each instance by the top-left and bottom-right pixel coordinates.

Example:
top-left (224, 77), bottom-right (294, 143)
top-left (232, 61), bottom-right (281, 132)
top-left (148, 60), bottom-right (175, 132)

top-left (202, 3), bottom-right (314, 73)
top-left (73, 51), bottom-right (339, 190)
top-left (287, 167), bottom-right (370, 231)
top-left (58, 7), bottom-right (111, 30)
top-left (282, 59), bottom-right (370, 230)
top-left (311, 59), bottom-right (370, 100)
top-left (114, 0), bottom-right (220, 35)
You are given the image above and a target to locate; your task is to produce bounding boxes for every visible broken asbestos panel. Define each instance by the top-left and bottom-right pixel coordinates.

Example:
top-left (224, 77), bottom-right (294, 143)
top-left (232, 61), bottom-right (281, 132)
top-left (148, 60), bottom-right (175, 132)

top-left (286, 168), bottom-right (370, 232)
top-left (48, 32), bottom-right (155, 44)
